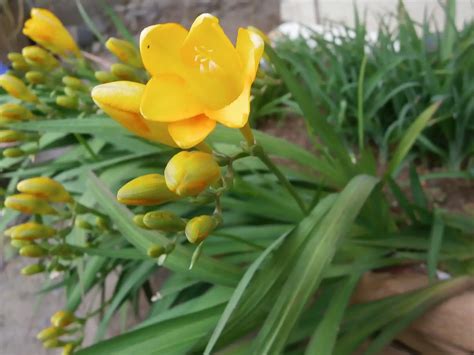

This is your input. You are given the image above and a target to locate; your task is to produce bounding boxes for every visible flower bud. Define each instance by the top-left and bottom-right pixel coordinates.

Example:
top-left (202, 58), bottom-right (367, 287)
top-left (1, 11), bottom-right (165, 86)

top-left (12, 61), bottom-right (30, 72)
top-left (94, 70), bottom-right (118, 83)
top-left (62, 76), bottom-right (87, 91)
top-left (22, 45), bottom-right (59, 69)
top-left (147, 244), bottom-right (165, 258)
top-left (21, 263), bottom-right (46, 275)
top-left (0, 74), bottom-right (38, 102)
top-left (75, 218), bottom-right (93, 230)
top-left (185, 215), bottom-right (218, 244)
top-left (7, 52), bottom-right (23, 62)
top-left (106, 37), bottom-right (142, 68)
top-left (5, 193), bottom-right (57, 215)
top-left (165, 151), bottom-right (221, 197)
top-left (62, 343), bottom-right (76, 355)
top-left (0, 103), bottom-right (33, 122)
top-left (0, 129), bottom-right (25, 143)
top-left (9, 222), bottom-right (56, 241)
top-left (111, 63), bottom-right (141, 82)
top-left (19, 244), bottom-right (47, 257)
top-left (25, 71), bottom-right (46, 84)
top-left (95, 216), bottom-right (109, 230)
top-left (63, 87), bottom-right (78, 97)
top-left (133, 214), bottom-right (148, 228)
top-left (3, 147), bottom-right (25, 158)
top-left (37, 326), bottom-right (63, 341)
top-left (50, 310), bottom-right (76, 328)
top-left (117, 174), bottom-right (179, 206)
top-left (56, 95), bottom-right (78, 109)
top-left (143, 211), bottom-right (185, 232)
top-left (43, 338), bottom-right (64, 349)
top-left (17, 176), bottom-right (72, 203)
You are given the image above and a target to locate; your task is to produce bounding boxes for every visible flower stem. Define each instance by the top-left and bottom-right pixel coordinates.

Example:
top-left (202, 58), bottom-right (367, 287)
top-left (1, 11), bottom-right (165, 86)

top-left (240, 122), bottom-right (256, 146)
top-left (253, 146), bottom-right (307, 215)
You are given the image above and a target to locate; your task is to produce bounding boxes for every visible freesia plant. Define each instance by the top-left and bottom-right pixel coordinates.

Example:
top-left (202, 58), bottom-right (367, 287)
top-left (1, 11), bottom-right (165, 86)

top-left (0, 3), bottom-right (472, 355)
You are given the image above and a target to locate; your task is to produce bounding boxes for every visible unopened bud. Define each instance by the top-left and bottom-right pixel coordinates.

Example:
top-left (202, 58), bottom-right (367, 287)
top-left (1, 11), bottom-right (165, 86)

top-left (12, 61), bottom-right (30, 72)
top-left (143, 211), bottom-right (185, 232)
top-left (133, 214), bottom-right (148, 228)
top-left (19, 244), bottom-right (47, 257)
top-left (111, 63), bottom-right (141, 82)
top-left (50, 310), bottom-right (76, 328)
top-left (165, 151), bottom-right (221, 197)
top-left (62, 343), bottom-right (76, 355)
top-left (7, 52), bottom-right (23, 62)
top-left (95, 216), bottom-right (109, 230)
top-left (22, 45), bottom-right (59, 69)
top-left (9, 222), bottom-right (56, 240)
top-left (185, 215), bottom-right (218, 244)
top-left (43, 338), bottom-right (64, 349)
top-left (0, 103), bottom-right (33, 122)
top-left (21, 263), bottom-right (46, 275)
top-left (11, 239), bottom-right (31, 248)
top-left (117, 174), bottom-right (179, 206)
top-left (37, 326), bottom-right (63, 341)
top-left (17, 176), bottom-right (72, 203)
top-left (0, 74), bottom-right (38, 102)
top-left (56, 95), bottom-right (78, 109)
top-left (147, 244), bottom-right (165, 258)
top-left (26, 71), bottom-right (46, 84)
top-left (105, 37), bottom-right (142, 68)
top-left (0, 129), bottom-right (25, 143)
top-left (63, 87), bottom-right (78, 97)
top-left (62, 75), bottom-right (86, 91)
top-left (75, 218), bottom-right (93, 230)
top-left (94, 70), bottom-right (118, 83)
top-left (3, 147), bottom-right (25, 158)
top-left (5, 193), bottom-right (57, 215)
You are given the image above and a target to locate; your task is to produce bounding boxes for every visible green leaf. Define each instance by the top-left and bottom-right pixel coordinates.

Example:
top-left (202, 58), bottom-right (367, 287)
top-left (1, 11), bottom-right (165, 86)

top-left (386, 102), bottom-right (441, 176)
top-left (427, 210), bottom-right (445, 282)
top-left (252, 175), bottom-right (379, 354)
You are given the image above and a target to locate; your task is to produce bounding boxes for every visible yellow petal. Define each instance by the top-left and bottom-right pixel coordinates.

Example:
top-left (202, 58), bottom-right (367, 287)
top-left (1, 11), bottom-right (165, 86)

top-left (236, 28), bottom-right (264, 82)
top-left (145, 121), bottom-right (178, 147)
top-left (167, 115), bottom-right (216, 149)
top-left (205, 82), bottom-right (251, 128)
top-left (140, 75), bottom-right (204, 122)
top-left (139, 23), bottom-right (188, 76)
top-left (180, 14), bottom-right (243, 110)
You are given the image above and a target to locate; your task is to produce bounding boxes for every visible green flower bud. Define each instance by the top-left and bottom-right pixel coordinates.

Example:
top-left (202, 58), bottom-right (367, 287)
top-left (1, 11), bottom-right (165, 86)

top-left (21, 263), bottom-right (46, 275)
top-left (95, 216), bottom-right (109, 230)
top-left (105, 37), bottom-right (142, 68)
top-left (94, 70), bottom-right (118, 83)
top-left (0, 129), bottom-right (25, 143)
top-left (25, 71), bottom-right (46, 84)
top-left (56, 95), bottom-right (78, 109)
top-left (147, 244), bottom-right (165, 258)
top-left (75, 218), bottom-right (93, 230)
top-left (143, 211), bottom-right (185, 232)
top-left (3, 147), bottom-right (25, 158)
top-left (50, 310), bottom-right (76, 328)
top-left (37, 326), bottom-right (63, 341)
top-left (117, 174), bottom-right (179, 206)
top-left (19, 244), bottom-right (47, 258)
top-left (62, 76), bottom-right (87, 91)
top-left (111, 63), bottom-right (141, 82)
top-left (9, 222), bottom-right (56, 240)
top-left (10, 239), bottom-right (31, 248)
top-left (185, 215), bottom-right (218, 244)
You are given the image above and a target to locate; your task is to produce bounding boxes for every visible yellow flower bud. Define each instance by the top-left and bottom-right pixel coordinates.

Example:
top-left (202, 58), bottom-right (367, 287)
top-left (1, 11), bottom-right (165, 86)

top-left (0, 103), bottom-right (33, 122)
top-left (110, 63), bottom-right (141, 82)
top-left (147, 244), bottom-right (165, 258)
top-left (62, 76), bottom-right (87, 91)
top-left (19, 244), bottom-right (47, 257)
top-left (94, 70), bottom-right (118, 83)
top-left (37, 326), bottom-right (63, 341)
top-left (17, 176), bottom-right (72, 203)
top-left (62, 343), bottom-right (76, 355)
top-left (5, 193), bottom-right (57, 215)
top-left (12, 61), bottom-right (30, 72)
top-left (22, 45), bottom-right (59, 69)
top-left (3, 148), bottom-right (25, 158)
top-left (25, 71), bottom-right (46, 84)
top-left (50, 310), bottom-right (76, 328)
top-left (0, 129), bottom-right (25, 143)
top-left (117, 174), bottom-right (179, 206)
top-left (164, 151), bottom-right (221, 197)
top-left (0, 74), bottom-right (38, 102)
top-left (23, 8), bottom-right (81, 57)
top-left (143, 211), bottom-right (185, 232)
top-left (64, 87), bottom-right (78, 97)
top-left (9, 222), bottom-right (56, 241)
top-left (105, 37), bottom-right (142, 68)
top-left (7, 52), bottom-right (23, 62)
top-left (132, 214), bottom-right (148, 228)
top-left (21, 263), bottom-right (46, 275)
top-left (56, 95), bottom-right (78, 109)
top-left (185, 215), bottom-right (218, 244)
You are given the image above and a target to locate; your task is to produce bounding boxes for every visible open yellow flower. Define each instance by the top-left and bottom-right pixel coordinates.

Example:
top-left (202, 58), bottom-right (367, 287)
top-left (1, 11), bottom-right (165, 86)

top-left (23, 8), bottom-right (81, 57)
top-left (91, 81), bottom-right (177, 147)
top-left (139, 14), bottom-right (264, 149)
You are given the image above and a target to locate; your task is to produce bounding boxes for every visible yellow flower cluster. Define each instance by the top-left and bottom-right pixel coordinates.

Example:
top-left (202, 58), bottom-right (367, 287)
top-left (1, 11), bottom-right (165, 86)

top-left (36, 310), bottom-right (78, 352)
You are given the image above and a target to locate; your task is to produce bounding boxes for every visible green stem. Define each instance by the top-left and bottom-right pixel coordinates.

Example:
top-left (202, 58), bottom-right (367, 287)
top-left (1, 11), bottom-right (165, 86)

top-left (252, 146), bottom-right (307, 215)
top-left (73, 133), bottom-right (99, 161)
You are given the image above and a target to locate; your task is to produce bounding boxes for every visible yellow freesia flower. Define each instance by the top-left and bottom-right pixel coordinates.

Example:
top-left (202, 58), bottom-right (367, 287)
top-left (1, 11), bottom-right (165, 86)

top-left (91, 81), bottom-right (177, 147)
top-left (23, 8), bottom-right (81, 57)
top-left (139, 14), bottom-right (264, 148)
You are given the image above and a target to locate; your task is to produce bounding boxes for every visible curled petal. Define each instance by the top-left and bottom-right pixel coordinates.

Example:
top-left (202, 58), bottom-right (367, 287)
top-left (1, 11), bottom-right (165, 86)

top-left (167, 115), bottom-right (216, 149)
